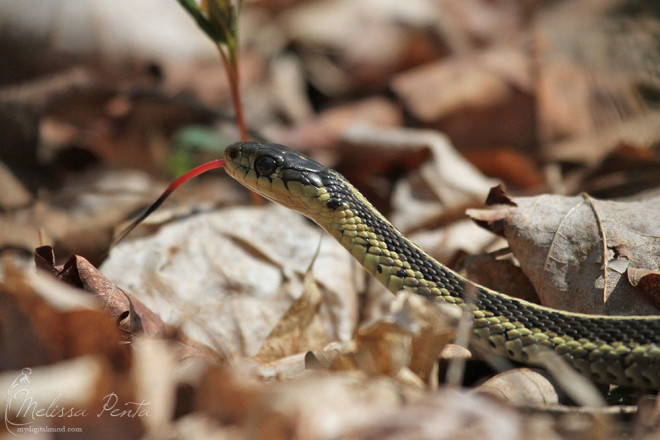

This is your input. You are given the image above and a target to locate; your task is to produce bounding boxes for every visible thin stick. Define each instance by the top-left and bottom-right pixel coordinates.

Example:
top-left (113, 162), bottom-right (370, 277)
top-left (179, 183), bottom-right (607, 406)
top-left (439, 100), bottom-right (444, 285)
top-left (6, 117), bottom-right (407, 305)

top-left (219, 48), bottom-right (248, 142)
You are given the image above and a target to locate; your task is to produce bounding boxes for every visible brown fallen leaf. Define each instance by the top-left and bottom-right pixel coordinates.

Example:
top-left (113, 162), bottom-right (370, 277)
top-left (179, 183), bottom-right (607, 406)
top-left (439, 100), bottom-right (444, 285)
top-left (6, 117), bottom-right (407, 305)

top-left (627, 267), bottom-right (660, 310)
top-left (0, 263), bottom-right (130, 372)
top-left (34, 245), bottom-right (60, 275)
top-left (257, 352), bottom-right (309, 382)
top-left (391, 47), bottom-right (530, 122)
top-left (282, 0), bottom-right (442, 96)
top-left (464, 146), bottom-right (545, 190)
top-left (469, 189), bottom-right (660, 315)
top-left (535, 1), bottom-right (660, 156)
top-left (484, 183), bottom-right (517, 207)
top-left (272, 96), bottom-right (403, 154)
top-left (323, 292), bottom-right (459, 388)
top-left (391, 46), bottom-right (535, 153)
top-left (0, 356), bottom-right (145, 439)
top-left (101, 206), bottom-right (357, 359)
top-left (253, 268), bottom-right (329, 363)
top-left (194, 365), bottom-right (263, 426)
top-left (474, 368), bottom-right (559, 406)
top-left (577, 144), bottom-right (660, 199)
top-left (244, 373), bottom-right (403, 440)
top-left (341, 125), bottom-right (496, 231)
top-left (35, 246), bottom-right (168, 338)
top-left (464, 251), bottom-right (541, 305)
top-left (342, 389), bottom-right (522, 440)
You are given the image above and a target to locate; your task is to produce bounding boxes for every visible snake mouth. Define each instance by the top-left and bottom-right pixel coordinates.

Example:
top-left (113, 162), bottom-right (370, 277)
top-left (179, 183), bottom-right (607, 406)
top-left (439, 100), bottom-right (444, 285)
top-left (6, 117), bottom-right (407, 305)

top-left (222, 143), bottom-right (244, 179)
top-left (222, 141), bottom-right (327, 211)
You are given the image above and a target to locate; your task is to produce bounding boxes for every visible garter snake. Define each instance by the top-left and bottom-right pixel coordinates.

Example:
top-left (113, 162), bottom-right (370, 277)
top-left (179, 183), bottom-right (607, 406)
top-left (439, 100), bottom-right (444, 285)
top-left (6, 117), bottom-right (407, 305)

top-left (223, 141), bottom-right (660, 390)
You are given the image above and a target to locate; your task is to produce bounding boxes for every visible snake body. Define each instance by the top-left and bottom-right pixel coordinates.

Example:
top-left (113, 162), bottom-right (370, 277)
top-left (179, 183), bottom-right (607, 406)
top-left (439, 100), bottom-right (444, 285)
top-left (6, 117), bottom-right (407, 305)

top-left (224, 141), bottom-right (660, 389)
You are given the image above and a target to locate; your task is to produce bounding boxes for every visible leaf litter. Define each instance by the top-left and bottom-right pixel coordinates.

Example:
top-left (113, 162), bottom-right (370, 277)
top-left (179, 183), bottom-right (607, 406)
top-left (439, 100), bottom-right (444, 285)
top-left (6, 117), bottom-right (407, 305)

top-left (2, 1), bottom-right (660, 439)
top-left (469, 189), bottom-right (660, 315)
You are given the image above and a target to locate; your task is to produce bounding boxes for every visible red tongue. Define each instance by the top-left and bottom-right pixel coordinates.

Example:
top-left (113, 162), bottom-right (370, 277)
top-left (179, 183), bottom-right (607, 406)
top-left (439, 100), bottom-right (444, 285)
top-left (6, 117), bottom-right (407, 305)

top-left (112, 159), bottom-right (226, 247)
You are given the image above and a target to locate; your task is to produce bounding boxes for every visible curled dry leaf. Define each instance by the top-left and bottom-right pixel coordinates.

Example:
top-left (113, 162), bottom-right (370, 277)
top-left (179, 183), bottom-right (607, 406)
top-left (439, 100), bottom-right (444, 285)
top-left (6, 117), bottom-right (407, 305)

top-left (525, 346), bottom-right (605, 409)
top-left (474, 368), bottom-right (559, 406)
top-left (35, 245), bottom-right (168, 338)
top-left (627, 267), bottom-right (660, 310)
top-left (253, 269), bottom-right (329, 364)
top-left (469, 189), bottom-right (660, 315)
top-left (317, 292), bottom-right (459, 388)
top-left (0, 263), bottom-right (130, 372)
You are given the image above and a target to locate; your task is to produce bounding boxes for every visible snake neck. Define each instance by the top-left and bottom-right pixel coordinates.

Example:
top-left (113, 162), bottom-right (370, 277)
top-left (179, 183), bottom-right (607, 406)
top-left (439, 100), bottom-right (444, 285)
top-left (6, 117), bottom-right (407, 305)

top-left (309, 170), bottom-right (472, 303)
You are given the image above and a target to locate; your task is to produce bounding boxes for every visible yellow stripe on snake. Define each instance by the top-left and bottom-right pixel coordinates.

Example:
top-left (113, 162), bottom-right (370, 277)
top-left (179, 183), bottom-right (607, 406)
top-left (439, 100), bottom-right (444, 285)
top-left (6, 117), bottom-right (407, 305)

top-left (223, 141), bottom-right (660, 390)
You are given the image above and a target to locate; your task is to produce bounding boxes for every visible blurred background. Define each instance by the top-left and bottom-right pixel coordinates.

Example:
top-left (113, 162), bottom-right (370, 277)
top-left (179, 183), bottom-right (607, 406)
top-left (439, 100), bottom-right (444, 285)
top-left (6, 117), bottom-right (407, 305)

top-left (1, 2), bottom-right (660, 438)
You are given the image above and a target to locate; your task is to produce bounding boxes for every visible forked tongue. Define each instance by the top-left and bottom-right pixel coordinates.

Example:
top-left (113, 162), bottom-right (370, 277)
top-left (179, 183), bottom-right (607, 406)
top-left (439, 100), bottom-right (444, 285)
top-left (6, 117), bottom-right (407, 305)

top-left (112, 159), bottom-right (226, 247)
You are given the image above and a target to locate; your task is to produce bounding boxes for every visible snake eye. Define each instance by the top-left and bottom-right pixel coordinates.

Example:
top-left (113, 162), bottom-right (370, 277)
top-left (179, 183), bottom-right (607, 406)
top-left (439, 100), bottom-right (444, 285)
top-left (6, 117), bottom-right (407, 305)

top-left (255, 156), bottom-right (277, 176)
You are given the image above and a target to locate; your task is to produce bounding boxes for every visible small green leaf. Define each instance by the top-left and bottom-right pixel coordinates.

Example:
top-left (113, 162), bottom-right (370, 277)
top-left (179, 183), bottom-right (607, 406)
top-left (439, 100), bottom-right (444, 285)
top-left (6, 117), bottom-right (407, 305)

top-left (177, 0), bottom-right (242, 50)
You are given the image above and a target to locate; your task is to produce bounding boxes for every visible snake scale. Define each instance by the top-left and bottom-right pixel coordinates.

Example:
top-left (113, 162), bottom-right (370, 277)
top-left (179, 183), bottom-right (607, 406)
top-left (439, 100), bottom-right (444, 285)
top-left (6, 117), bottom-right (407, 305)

top-left (223, 141), bottom-right (660, 390)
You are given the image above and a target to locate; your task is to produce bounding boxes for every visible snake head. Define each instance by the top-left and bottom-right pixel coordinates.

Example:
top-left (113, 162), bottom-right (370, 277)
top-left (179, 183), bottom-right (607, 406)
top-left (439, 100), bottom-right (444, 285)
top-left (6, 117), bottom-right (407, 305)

top-left (224, 141), bottom-right (342, 216)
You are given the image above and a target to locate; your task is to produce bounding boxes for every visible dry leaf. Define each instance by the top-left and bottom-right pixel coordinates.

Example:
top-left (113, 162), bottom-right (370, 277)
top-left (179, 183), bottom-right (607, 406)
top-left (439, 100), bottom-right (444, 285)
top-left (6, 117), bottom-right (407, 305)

top-left (0, 264), bottom-right (130, 372)
top-left (341, 126), bottom-right (496, 232)
top-left (627, 267), bottom-right (660, 310)
top-left (0, 356), bottom-right (144, 438)
top-left (257, 352), bottom-right (308, 382)
top-left (464, 146), bottom-right (545, 190)
top-left (282, 0), bottom-right (441, 95)
top-left (36, 246), bottom-right (168, 337)
top-left (342, 389), bottom-right (521, 440)
top-left (469, 190), bottom-right (660, 315)
top-left (391, 46), bottom-right (535, 153)
top-left (194, 365), bottom-right (263, 426)
top-left (535, 1), bottom-right (660, 151)
top-left (408, 219), bottom-right (503, 266)
top-left (464, 252), bottom-right (541, 305)
top-left (253, 269), bottom-right (329, 363)
top-left (327, 292), bottom-right (459, 387)
top-left (272, 96), bottom-right (402, 153)
top-left (102, 206), bottom-right (357, 357)
top-left (391, 49), bottom-right (519, 122)
top-left (131, 337), bottom-right (177, 434)
top-left (474, 368), bottom-right (559, 406)
top-left (244, 374), bottom-right (402, 440)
